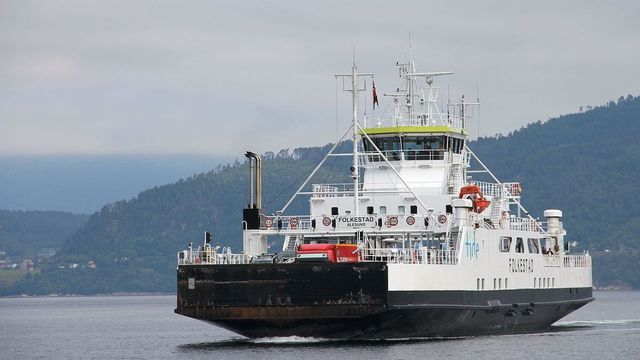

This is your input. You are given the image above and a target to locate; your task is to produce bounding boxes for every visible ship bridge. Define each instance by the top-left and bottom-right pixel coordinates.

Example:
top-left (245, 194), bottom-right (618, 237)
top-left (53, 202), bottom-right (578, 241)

top-left (306, 64), bottom-right (475, 222)
top-left (360, 125), bottom-right (467, 195)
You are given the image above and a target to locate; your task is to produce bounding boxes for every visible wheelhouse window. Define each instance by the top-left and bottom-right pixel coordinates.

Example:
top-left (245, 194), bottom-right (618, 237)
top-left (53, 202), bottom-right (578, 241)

top-left (364, 136), bottom-right (402, 161)
top-left (451, 137), bottom-right (464, 153)
top-left (515, 238), bottom-right (525, 253)
top-left (402, 136), bottom-right (446, 160)
top-left (527, 238), bottom-right (540, 254)
top-left (500, 237), bottom-right (512, 252)
top-left (364, 134), bottom-right (464, 162)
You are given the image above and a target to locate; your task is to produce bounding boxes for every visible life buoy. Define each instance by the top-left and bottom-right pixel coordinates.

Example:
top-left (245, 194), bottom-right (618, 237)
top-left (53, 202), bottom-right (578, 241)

top-left (289, 217), bottom-right (299, 229)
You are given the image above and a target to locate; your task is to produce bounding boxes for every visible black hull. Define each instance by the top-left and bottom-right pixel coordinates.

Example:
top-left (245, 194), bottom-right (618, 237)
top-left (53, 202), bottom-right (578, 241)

top-left (175, 263), bottom-right (593, 339)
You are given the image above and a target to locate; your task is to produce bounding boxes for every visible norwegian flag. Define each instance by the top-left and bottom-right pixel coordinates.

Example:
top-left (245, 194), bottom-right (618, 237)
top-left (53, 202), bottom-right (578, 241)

top-left (373, 81), bottom-right (379, 109)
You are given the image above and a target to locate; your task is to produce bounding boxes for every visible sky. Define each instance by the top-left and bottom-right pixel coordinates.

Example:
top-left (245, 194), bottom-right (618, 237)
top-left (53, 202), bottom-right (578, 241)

top-left (1, 0), bottom-right (639, 157)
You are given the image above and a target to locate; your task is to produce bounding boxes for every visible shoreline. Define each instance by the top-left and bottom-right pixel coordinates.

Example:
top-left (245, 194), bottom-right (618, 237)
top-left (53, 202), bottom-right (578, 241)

top-left (2, 289), bottom-right (639, 299)
top-left (0, 291), bottom-right (176, 299)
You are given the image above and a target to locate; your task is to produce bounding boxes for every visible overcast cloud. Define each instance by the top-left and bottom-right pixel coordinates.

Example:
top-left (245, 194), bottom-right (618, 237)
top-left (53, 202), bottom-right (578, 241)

top-left (1, 0), bottom-right (638, 156)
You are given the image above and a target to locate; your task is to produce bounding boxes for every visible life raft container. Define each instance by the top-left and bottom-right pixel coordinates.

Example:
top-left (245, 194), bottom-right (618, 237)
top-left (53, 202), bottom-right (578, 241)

top-left (459, 185), bottom-right (491, 213)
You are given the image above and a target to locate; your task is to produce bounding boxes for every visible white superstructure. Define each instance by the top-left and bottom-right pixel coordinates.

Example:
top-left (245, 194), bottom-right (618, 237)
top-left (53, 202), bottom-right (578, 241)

top-left (179, 55), bottom-right (592, 296)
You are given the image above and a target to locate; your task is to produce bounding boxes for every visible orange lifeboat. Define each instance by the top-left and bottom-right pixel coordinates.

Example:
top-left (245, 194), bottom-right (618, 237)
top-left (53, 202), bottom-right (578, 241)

top-left (458, 185), bottom-right (491, 213)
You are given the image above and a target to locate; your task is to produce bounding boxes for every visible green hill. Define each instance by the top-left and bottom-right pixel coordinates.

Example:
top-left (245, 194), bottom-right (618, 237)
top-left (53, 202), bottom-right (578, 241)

top-left (0, 210), bottom-right (89, 257)
top-left (3, 96), bottom-right (639, 295)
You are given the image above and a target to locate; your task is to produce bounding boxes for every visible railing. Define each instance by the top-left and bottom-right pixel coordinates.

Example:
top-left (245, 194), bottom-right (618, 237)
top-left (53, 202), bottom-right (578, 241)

top-left (177, 250), bottom-right (249, 265)
top-left (475, 181), bottom-right (521, 199)
top-left (362, 248), bottom-right (458, 265)
top-left (543, 254), bottom-right (591, 268)
top-left (260, 215), bottom-right (313, 231)
top-left (362, 149), bottom-right (446, 163)
top-left (363, 112), bottom-right (465, 130)
top-left (506, 217), bottom-right (545, 233)
top-left (261, 213), bottom-right (448, 233)
top-left (564, 255), bottom-right (591, 268)
top-left (543, 254), bottom-right (562, 267)
top-left (311, 183), bottom-right (361, 198)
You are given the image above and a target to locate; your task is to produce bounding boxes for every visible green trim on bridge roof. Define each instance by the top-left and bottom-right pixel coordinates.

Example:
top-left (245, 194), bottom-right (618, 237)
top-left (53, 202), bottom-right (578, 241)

top-left (361, 125), bottom-right (467, 135)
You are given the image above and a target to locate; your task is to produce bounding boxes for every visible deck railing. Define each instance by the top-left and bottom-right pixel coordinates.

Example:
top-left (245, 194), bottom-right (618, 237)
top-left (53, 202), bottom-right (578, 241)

top-left (362, 248), bottom-right (458, 265)
top-left (506, 217), bottom-right (544, 233)
top-left (361, 149), bottom-right (447, 163)
top-left (363, 113), bottom-right (464, 130)
top-left (543, 254), bottom-right (562, 267)
top-left (563, 254), bottom-right (591, 268)
top-left (260, 215), bottom-right (313, 231)
top-left (475, 181), bottom-right (522, 199)
top-left (543, 254), bottom-right (591, 268)
top-left (177, 250), bottom-right (249, 265)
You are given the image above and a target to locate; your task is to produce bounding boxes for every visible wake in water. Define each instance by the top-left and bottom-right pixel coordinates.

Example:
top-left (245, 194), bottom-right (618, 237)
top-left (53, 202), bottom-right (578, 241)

top-left (178, 335), bottom-right (465, 350)
top-left (178, 319), bottom-right (640, 351)
top-left (554, 319), bottom-right (640, 327)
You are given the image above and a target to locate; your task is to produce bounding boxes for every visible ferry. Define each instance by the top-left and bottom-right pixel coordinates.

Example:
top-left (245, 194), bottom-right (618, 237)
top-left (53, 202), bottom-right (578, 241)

top-left (174, 54), bottom-right (593, 339)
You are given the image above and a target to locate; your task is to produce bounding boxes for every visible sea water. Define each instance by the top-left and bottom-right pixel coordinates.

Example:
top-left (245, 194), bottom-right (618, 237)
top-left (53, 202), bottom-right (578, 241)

top-left (1, 291), bottom-right (638, 360)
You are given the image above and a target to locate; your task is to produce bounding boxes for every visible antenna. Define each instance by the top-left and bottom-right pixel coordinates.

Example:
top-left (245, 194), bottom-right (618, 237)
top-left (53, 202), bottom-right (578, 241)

top-left (352, 43), bottom-right (356, 66)
top-left (476, 82), bottom-right (481, 139)
top-left (408, 32), bottom-right (413, 65)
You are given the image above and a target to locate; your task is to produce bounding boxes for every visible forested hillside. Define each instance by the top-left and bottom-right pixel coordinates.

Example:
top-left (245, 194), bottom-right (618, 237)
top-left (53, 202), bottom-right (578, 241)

top-left (3, 144), bottom-right (350, 294)
top-left (0, 210), bottom-right (89, 257)
top-left (3, 96), bottom-right (639, 295)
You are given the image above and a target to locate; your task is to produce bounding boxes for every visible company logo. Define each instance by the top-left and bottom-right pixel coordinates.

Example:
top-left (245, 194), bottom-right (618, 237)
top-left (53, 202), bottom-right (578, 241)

top-left (337, 216), bottom-right (375, 228)
top-left (465, 237), bottom-right (479, 259)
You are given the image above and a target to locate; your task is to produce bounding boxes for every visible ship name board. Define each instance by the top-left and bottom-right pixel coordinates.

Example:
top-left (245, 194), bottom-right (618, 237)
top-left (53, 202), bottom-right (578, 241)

top-left (509, 258), bottom-right (533, 273)
top-left (337, 216), bottom-right (375, 228)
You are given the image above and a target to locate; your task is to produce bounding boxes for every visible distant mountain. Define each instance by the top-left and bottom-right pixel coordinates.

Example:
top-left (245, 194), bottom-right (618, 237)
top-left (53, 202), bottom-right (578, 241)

top-left (0, 210), bottom-right (89, 257)
top-left (3, 96), bottom-right (639, 295)
top-left (0, 155), bottom-right (228, 213)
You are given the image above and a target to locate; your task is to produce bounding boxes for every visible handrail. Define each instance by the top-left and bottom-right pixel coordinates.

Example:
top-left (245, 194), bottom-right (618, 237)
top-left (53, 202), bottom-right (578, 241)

top-left (563, 254), bottom-right (591, 268)
top-left (542, 254), bottom-right (591, 268)
top-left (361, 248), bottom-right (458, 265)
top-left (177, 250), bottom-right (249, 265)
top-left (259, 214), bottom-right (447, 232)
top-left (363, 112), bottom-right (465, 129)
top-left (362, 149), bottom-right (447, 162)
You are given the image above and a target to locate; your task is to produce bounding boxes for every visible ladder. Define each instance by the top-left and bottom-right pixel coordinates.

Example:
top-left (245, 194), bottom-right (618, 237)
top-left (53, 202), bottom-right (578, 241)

top-left (447, 163), bottom-right (461, 194)
top-left (282, 235), bottom-right (295, 252)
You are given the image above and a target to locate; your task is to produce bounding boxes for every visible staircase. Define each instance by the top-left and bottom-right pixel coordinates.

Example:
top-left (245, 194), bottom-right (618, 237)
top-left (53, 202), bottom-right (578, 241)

top-left (282, 235), bottom-right (296, 252)
top-left (447, 163), bottom-right (462, 194)
top-left (487, 200), bottom-right (503, 227)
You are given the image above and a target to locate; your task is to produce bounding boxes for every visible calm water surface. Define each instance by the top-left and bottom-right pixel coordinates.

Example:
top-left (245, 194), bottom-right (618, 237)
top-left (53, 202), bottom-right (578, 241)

top-left (1, 291), bottom-right (638, 360)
